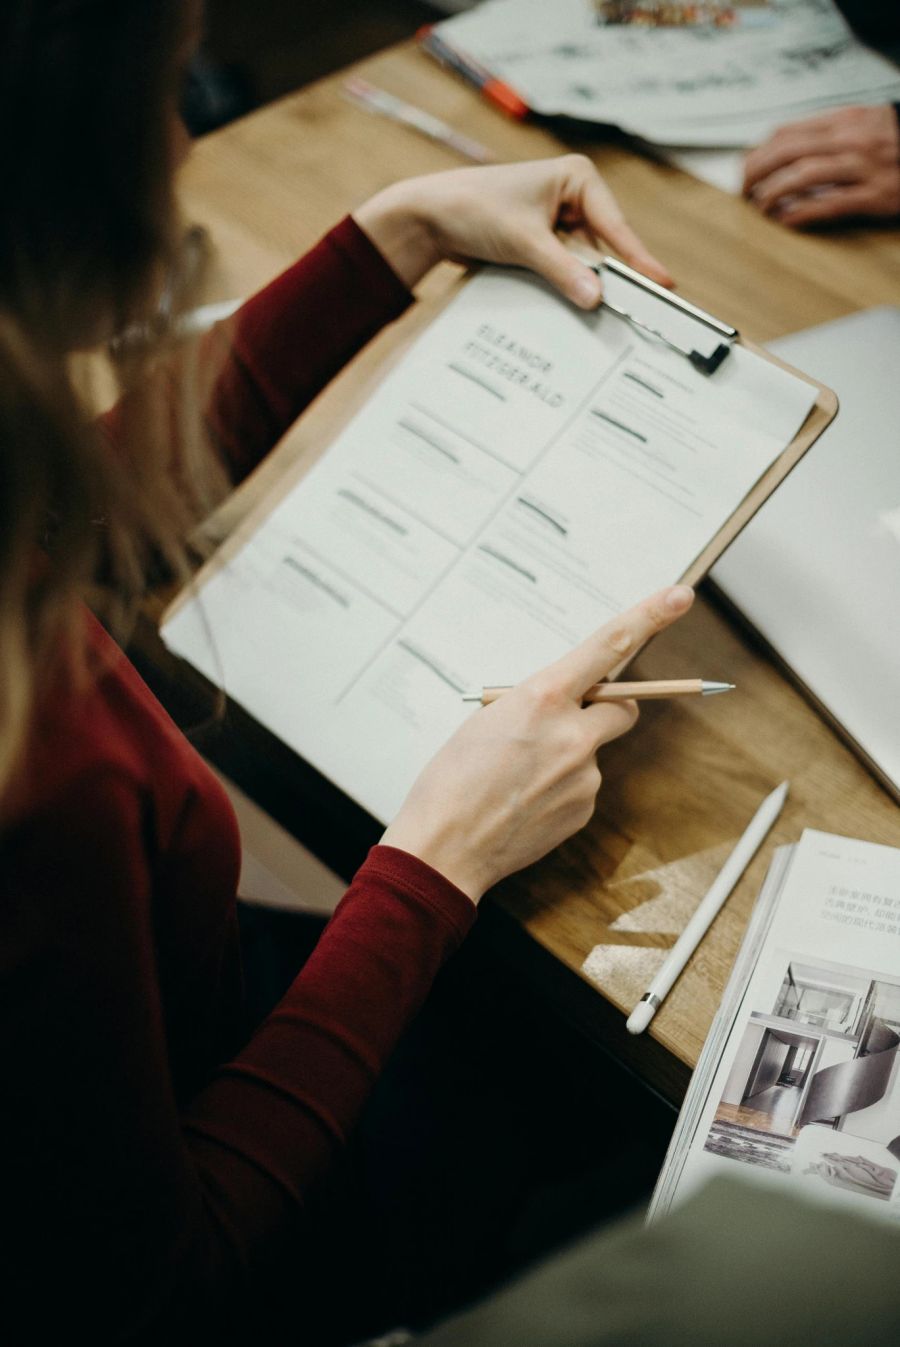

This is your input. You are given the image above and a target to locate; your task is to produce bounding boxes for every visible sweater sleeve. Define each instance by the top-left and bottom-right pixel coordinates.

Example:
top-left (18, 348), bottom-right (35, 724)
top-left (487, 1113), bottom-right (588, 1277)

top-left (204, 215), bottom-right (413, 482)
top-left (1, 771), bottom-right (474, 1339)
top-left (183, 844), bottom-right (477, 1234)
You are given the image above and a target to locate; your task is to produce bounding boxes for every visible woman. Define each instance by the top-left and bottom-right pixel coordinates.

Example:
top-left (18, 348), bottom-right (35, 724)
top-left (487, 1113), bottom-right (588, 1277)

top-left (0, 1), bottom-right (692, 1338)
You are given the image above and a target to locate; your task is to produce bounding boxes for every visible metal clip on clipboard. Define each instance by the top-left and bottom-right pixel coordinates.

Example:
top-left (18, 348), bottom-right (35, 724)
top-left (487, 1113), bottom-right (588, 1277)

top-left (592, 257), bottom-right (737, 376)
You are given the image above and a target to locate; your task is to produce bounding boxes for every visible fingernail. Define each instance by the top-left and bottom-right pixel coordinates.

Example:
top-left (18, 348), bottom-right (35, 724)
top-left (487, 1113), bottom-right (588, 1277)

top-left (572, 271), bottom-right (601, 308)
top-left (609, 629), bottom-right (633, 654)
top-left (665, 584), bottom-right (694, 613)
top-left (648, 260), bottom-right (675, 288)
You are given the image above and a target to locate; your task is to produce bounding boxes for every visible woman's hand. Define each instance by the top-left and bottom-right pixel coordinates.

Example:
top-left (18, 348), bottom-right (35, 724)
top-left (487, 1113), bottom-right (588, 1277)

top-left (381, 584), bottom-right (694, 904)
top-left (354, 155), bottom-right (673, 306)
top-left (743, 105), bottom-right (900, 227)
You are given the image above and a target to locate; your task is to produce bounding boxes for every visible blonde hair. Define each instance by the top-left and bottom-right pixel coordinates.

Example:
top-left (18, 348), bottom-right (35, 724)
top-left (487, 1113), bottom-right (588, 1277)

top-left (0, 0), bottom-right (226, 809)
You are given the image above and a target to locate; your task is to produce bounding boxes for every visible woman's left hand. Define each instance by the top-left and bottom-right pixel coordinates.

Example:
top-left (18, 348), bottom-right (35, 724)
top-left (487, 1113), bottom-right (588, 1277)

top-left (353, 155), bottom-right (673, 307)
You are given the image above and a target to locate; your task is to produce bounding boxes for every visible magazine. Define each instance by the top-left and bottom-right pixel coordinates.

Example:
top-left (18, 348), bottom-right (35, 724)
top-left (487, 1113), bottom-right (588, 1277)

top-left (651, 830), bottom-right (900, 1222)
top-left (425, 0), bottom-right (900, 148)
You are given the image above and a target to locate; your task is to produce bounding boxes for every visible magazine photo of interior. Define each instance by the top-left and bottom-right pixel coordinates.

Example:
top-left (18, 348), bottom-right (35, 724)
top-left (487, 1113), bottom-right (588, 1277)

top-left (703, 956), bottom-right (900, 1203)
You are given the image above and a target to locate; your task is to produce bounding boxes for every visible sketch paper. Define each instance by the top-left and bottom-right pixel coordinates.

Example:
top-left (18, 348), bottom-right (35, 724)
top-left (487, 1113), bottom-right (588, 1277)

top-left (433, 0), bottom-right (900, 147)
top-left (162, 267), bottom-right (815, 825)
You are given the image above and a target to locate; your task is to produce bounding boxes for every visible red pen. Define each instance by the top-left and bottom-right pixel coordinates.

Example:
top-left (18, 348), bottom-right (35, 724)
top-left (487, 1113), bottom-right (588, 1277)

top-left (418, 25), bottom-right (530, 121)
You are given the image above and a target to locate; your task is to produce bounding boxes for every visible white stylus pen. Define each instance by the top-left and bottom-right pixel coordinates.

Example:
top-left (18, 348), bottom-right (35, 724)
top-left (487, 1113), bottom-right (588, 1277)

top-left (625, 780), bottom-right (789, 1035)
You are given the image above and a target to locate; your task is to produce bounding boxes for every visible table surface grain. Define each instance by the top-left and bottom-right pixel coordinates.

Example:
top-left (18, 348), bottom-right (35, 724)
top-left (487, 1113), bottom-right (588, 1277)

top-left (174, 39), bottom-right (900, 1098)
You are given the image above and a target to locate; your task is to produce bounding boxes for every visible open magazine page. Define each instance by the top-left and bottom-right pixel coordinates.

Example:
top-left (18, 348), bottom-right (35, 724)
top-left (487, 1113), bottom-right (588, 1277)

top-left (652, 830), bottom-right (900, 1223)
top-left (162, 266), bottom-right (813, 825)
top-left (432, 0), bottom-right (900, 146)
top-left (649, 842), bottom-right (793, 1218)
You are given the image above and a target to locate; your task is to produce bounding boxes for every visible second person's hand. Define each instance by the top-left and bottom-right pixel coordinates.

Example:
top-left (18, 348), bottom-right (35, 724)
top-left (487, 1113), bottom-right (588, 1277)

top-left (354, 155), bottom-right (673, 306)
top-left (381, 584), bottom-right (694, 904)
top-left (743, 105), bottom-right (900, 227)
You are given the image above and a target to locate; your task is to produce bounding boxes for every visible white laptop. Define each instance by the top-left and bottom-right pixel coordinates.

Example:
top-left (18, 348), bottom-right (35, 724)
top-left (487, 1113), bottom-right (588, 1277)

top-left (711, 306), bottom-right (900, 801)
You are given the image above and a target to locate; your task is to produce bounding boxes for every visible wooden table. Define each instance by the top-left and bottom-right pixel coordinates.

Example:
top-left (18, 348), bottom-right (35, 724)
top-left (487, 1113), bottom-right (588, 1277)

top-left (170, 39), bottom-right (900, 1104)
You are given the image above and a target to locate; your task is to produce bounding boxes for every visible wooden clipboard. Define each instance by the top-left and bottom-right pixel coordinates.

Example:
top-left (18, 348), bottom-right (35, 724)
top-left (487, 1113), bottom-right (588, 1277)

top-left (163, 260), bottom-right (838, 628)
top-left (592, 255), bottom-right (839, 589)
top-left (681, 337), bottom-right (836, 586)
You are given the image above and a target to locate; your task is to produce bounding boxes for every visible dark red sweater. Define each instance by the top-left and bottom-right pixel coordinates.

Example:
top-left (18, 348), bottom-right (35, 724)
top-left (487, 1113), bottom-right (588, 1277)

top-left (0, 219), bottom-right (476, 1337)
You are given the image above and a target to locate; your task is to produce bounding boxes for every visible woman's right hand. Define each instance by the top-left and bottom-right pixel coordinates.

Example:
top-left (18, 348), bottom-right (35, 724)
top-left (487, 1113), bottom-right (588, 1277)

top-left (381, 584), bottom-right (694, 903)
top-left (354, 154), bottom-right (673, 303)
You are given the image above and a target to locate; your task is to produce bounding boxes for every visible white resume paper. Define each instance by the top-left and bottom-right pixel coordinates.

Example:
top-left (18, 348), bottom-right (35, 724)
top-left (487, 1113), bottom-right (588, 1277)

top-left (162, 268), bottom-right (815, 824)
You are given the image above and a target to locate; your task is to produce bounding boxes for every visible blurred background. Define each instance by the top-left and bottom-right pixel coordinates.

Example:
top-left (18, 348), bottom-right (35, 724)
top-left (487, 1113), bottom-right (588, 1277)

top-left (187, 0), bottom-right (474, 133)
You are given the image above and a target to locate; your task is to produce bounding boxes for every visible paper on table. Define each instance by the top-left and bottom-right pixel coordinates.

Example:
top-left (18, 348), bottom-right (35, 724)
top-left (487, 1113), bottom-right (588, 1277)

top-left (661, 146), bottom-right (747, 193)
top-left (162, 267), bottom-right (815, 824)
top-left (650, 70), bottom-right (900, 190)
top-left (635, 78), bottom-right (900, 149)
top-left (433, 0), bottom-right (900, 147)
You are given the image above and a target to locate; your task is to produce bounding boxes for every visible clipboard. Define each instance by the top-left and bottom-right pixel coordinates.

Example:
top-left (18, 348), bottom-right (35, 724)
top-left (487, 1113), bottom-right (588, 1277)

top-left (172, 258), bottom-right (838, 601)
top-left (160, 256), bottom-right (839, 827)
top-left (589, 255), bottom-right (838, 588)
